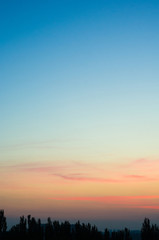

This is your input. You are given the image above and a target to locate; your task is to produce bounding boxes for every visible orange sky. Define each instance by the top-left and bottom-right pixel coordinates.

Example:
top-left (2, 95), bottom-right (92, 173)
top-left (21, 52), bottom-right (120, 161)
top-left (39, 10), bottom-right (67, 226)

top-left (1, 158), bottom-right (159, 229)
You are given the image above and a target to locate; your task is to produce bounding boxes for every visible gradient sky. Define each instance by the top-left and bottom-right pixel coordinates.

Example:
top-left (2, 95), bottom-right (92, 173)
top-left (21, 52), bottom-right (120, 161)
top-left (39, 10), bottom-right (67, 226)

top-left (1, 0), bottom-right (159, 230)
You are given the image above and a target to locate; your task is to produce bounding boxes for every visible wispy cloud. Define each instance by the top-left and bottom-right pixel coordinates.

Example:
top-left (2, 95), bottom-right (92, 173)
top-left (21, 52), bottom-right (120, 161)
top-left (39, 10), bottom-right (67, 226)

top-left (133, 158), bottom-right (149, 164)
top-left (53, 172), bottom-right (158, 183)
top-left (53, 173), bottom-right (121, 183)
top-left (125, 175), bottom-right (146, 179)
top-left (138, 205), bottom-right (159, 210)
top-left (48, 195), bottom-right (159, 212)
top-left (124, 175), bottom-right (157, 181)
top-left (1, 159), bottom-right (158, 184)
top-left (0, 140), bottom-right (66, 150)
top-left (0, 161), bottom-right (70, 172)
top-left (49, 195), bottom-right (159, 204)
top-left (131, 158), bottom-right (159, 167)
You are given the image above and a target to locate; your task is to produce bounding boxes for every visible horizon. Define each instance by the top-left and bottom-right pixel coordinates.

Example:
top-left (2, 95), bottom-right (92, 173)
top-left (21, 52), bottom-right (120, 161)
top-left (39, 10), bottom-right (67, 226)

top-left (1, 0), bottom-right (159, 230)
top-left (1, 211), bottom-right (154, 231)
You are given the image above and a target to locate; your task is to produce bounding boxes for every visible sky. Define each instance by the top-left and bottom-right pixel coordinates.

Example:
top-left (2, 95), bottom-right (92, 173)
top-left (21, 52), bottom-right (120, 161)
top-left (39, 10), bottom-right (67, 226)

top-left (0, 0), bottom-right (159, 230)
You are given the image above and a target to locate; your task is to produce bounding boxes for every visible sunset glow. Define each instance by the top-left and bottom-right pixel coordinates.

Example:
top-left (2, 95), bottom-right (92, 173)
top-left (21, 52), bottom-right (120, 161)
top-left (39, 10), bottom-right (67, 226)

top-left (1, 0), bottom-right (159, 230)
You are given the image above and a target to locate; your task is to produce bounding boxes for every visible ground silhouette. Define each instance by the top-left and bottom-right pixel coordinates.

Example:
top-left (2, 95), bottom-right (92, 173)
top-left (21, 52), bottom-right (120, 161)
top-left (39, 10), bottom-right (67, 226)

top-left (1, 210), bottom-right (159, 240)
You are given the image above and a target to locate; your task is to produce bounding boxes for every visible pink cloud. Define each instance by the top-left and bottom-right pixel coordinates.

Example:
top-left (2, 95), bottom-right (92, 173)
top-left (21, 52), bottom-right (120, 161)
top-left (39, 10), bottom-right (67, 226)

top-left (124, 175), bottom-right (156, 181)
top-left (53, 172), bottom-right (158, 183)
top-left (53, 173), bottom-right (122, 183)
top-left (49, 195), bottom-right (159, 205)
top-left (133, 158), bottom-right (149, 164)
top-left (125, 175), bottom-right (146, 179)
top-left (131, 158), bottom-right (159, 168)
top-left (138, 205), bottom-right (159, 210)
top-left (1, 159), bottom-right (158, 185)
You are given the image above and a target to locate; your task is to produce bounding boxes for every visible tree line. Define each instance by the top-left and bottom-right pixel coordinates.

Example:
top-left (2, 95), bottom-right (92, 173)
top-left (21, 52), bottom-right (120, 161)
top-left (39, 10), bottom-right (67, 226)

top-left (0, 210), bottom-right (159, 240)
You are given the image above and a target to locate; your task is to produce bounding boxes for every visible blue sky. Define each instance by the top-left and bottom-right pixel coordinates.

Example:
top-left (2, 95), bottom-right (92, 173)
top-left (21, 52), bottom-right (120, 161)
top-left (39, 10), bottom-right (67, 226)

top-left (1, 0), bottom-right (159, 155)
top-left (1, 0), bottom-right (159, 151)
top-left (1, 0), bottom-right (159, 229)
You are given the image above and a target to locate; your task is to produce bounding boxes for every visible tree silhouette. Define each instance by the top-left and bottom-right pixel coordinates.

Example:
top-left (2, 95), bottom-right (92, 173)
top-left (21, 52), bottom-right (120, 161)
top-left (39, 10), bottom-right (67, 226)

top-left (45, 217), bottom-right (53, 240)
top-left (0, 210), bottom-right (7, 233)
top-left (124, 228), bottom-right (132, 240)
top-left (141, 218), bottom-right (152, 240)
top-left (104, 228), bottom-right (110, 240)
top-left (0, 210), bottom-right (7, 240)
top-left (151, 223), bottom-right (159, 240)
top-left (60, 221), bottom-right (71, 240)
top-left (3, 210), bottom-right (159, 240)
top-left (141, 218), bottom-right (159, 240)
